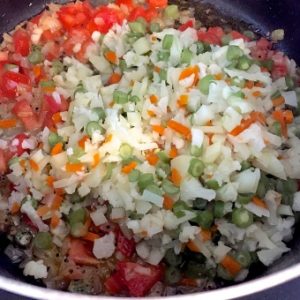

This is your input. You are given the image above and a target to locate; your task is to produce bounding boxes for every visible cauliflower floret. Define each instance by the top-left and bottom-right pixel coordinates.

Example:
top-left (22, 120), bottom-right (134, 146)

top-left (23, 260), bottom-right (48, 279)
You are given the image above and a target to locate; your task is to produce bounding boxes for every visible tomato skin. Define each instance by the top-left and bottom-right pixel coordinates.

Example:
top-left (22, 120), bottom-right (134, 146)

top-left (12, 29), bottom-right (31, 57)
top-left (12, 100), bottom-right (41, 131)
top-left (68, 239), bottom-right (99, 266)
top-left (128, 6), bottom-right (158, 22)
top-left (115, 0), bottom-right (134, 8)
top-left (117, 231), bottom-right (135, 257)
top-left (178, 20), bottom-right (194, 31)
top-left (104, 272), bottom-right (125, 295)
top-left (0, 71), bottom-right (30, 98)
top-left (230, 30), bottom-right (250, 42)
top-left (116, 262), bottom-right (162, 297)
top-left (148, 0), bottom-right (167, 8)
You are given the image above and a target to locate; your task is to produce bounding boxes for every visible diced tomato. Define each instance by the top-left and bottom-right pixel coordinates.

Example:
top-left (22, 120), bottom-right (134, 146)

top-left (0, 51), bottom-right (8, 62)
top-left (57, 2), bottom-right (92, 30)
top-left (148, 0), bottom-right (168, 8)
top-left (104, 272), bottom-right (126, 295)
top-left (11, 133), bottom-right (28, 156)
top-left (198, 30), bottom-right (220, 45)
top-left (12, 29), bottom-right (31, 57)
top-left (230, 30), bottom-right (250, 42)
top-left (88, 6), bottom-right (125, 34)
top-left (117, 262), bottom-right (162, 297)
top-left (178, 20), bottom-right (194, 31)
top-left (44, 94), bottom-right (69, 113)
top-left (0, 149), bottom-right (7, 175)
top-left (208, 27), bottom-right (224, 40)
top-left (68, 239), bottom-right (99, 266)
top-left (12, 100), bottom-right (41, 131)
top-left (251, 37), bottom-right (272, 60)
top-left (0, 71), bottom-right (30, 98)
top-left (115, 0), bottom-right (134, 8)
top-left (128, 6), bottom-right (158, 22)
top-left (269, 51), bottom-right (288, 79)
top-left (117, 231), bottom-right (135, 257)
top-left (30, 13), bottom-right (42, 26)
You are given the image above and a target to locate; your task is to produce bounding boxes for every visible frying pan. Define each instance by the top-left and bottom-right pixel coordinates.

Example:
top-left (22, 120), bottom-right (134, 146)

top-left (0, 0), bottom-right (300, 299)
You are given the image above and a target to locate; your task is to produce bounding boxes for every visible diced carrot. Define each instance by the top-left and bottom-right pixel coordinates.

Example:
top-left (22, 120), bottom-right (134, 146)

top-left (169, 146), bottom-right (178, 158)
top-left (187, 238), bottom-right (201, 253)
top-left (78, 135), bottom-right (89, 149)
top-left (154, 66), bottom-right (161, 73)
top-left (171, 168), bottom-right (182, 186)
top-left (214, 73), bottom-right (223, 80)
top-left (10, 202), bottom-right (21, 214)
top-left (108, 72), bottom-right (122, 85)
top-left (284, 110), bottom-right (294, 124)
top-left (52, 112), bottom-right (62, 124)
top-left (104, 134), bottom-right (113, 144)
top-left (50, 213), bottom-right (60, 229)
top-left (163, 195), bottom-right (174, 210)
top-left (19, 159), bottom-right (26, 171)
top-left (207, 133), bottom-right (214, 145)
top-left (177, 94), bottom-right (188, 108)
top-left (150, 94), bottom-right (158, 104)
top-left (51, 142), bottom-right (63, 156)
top-left (245, 80), bottom-right (254, 89)
top-left (261, 66), bottom-right (269, 73)
top-left (66, 162), bottom-right (85, 173)
top-left (55, 188), bottom-right (65, 196)
top-left (82, 232), bottom-right (101, 242)
top-left (252, 196), bottom-right (267, 209)
top-left (179, 65), bottom-right (199, 86)
top-left (92, 153), bottom-right (100, 168)
top-left (122, 161), bottom-right (137, 174)
top-left (37, 205), bottom-right (50, 217)
top-left (272, 110), bottom-right (287, 137)
top-left (252, 90), bottom-right (262, 98)
top-left (200, 229), bottom-right (212, 242)
top-left (152, 124), bottom-right (165, 135)
top-left (167, 119), bottom-right (191, 139)
top-left (147, 110), bottom-right (156, 117)
top-left (47, 175), bottom-right (54, 187)
top-left (146, 152), bottom-right (159, 166)
top-left (272, 96), bottom-right (285, 107)
top-left (33, 65), bottom-right (42, 78)
top-left (220, 255), bottom-right (241, 276)
top-left (29, 159), bottom-right (39, 172)
top-left (105, 51), bottom-right (117, 64)
top-left (0, 119), bottom-right (17, 128)
top-left (255, 81), bottom-right (264, 88)
top-left (179, 278), bottom-right (198, 287)
top-left (51, 194), bottom-right (63, 210)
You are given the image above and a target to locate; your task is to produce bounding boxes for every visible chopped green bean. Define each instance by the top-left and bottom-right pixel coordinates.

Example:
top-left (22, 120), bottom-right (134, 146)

top-left (194, 210), bottom-right (214, 229)
top-left (164, 5), bottom-right (179, 19)
top-left (162, 179), bottom-right (180, 195)
top-left (206, 180), bottom-right (220, 190)
top-left (150, 22), bottom-right (161, 33)
top-left (227, 45), bottom-right (243, 61)
top-left (138, 173), bottom-right (154, 190)
top-left (129, 21), bottom-right (146, 34)
top-left (193, 198), bottom-right (207, 210)
top-left (173, 200), bottom-right (191, 218)
top-left (128, 169), bottom-right (140, 182)
top-left (68, 208), bottom-right (86, 226)
top-left (34, 232), bottom-right (52, 250)
top-left (28, 48), bottom-right (43, 65)
top-left (198, 75), bottom-right (214, 95)
top-left (235, 250), bottom-right (252, 268)
top-left (129, 95), bottom-right (140, 103)
top-left (285, 75), bottom-right (295, 90)
top-left (48, 132), bottom-right (62, 147)
top-left (237, 193), bottom-right (253, 205)
top-left (86, 121), bottom-right (102, 137)
top-left (164, 248), bottom-right (183, 266)
top-left (237, 55), bottom-right (253, 70)
top-left (188, 158), bottom-right (205, 177)
top-left (195, 41), bottom-right (205, 54)
top-left (214, 201), bottom-right (225, 218)
top-left (232, 208), bottom-right (253, 228)
top-left (92, 107), bottom-right (106, 122)
top-left (113, 90), bottom-right (129, 104)
top-left (165, 266), bottom-right (182, 284)
top-left (241, 161), bottom-right (251, 171)
top-left (190, 145), bottom-right (202, 157)
top-left (157, 50), bottom-right (170, 61)
top-left (181, 48), bottom-right (193, 64)
top-left (162, 34), bottom-right (174, 50)
top-left (221, 34), bottom-right (232, 45)
top-left (119, 143), bottom-right (133, 160)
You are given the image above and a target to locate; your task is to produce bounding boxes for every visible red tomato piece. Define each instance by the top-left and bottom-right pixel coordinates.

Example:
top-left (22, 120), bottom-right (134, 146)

top-left (104, 272), bottom-right (126, 295)
top-left (115, 0), bottom-right (134, 8)
top-left (12, 100), bottom-right (41, 131)
top-left (0, 71), bottom-right (30, 98)
top-left (117, 262), bottom-right (162, 297)
top-left (12, 29), bottom-right (31, 57)
top-left (178, 20), bottom-right (194, 31)
top-left (230, 30), bottom-right (250, 42)
top-left (128, 6), bottom-right (158, 22)
top-left (148, 0), bottom-right (168, 8)
top-left (68, 239), bottom-right (99, 266)
top-left (198, 30), bottom-right (220, 45)
top-left (208, 26), bottom-right (224, 40)
top-left (117, 231), bottom-right (135, 257)
top-left (0, 51), bottom-right (8, 62)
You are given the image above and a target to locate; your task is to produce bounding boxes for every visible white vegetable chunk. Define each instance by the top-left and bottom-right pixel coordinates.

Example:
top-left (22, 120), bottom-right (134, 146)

top-left (93, 232), bottom-right (115, 259)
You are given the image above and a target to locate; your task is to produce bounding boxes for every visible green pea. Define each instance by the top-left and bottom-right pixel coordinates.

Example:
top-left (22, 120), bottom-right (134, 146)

top-left (165, 266), bottom-right (182, 284)
top-left (34, 232), bottom-right (52, 250)
top-left (164, 248), bottom-right (182, 266)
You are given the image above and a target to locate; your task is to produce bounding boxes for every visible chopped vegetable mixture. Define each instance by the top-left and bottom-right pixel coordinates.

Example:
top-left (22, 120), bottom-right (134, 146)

top-left (0, 0), bottom-right (300, 296)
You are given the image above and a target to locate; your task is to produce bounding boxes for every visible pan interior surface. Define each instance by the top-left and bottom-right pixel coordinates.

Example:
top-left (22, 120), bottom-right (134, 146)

top-left (0, 0), bottom-right (300, 298)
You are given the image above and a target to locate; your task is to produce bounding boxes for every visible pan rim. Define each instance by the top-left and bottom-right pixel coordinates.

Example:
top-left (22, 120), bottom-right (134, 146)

top-left (0, 262), bottom-right (299, 299)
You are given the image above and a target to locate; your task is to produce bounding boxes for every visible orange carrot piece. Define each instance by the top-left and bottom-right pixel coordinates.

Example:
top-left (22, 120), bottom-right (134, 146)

top-left (200, 229), bottom-right (212, 242)
top-left (50, 213), bottom-right (60, 229)
top-left (177, 95), bottom-right (188, 107)
top-left (51, 142), bottom-right (63, 156)
top-left (252, 90), bottom-right (262, 98)
top-left (37, 205), bottom-right (51, 217)
top-left (82, 232), bottom-right (101, 242)
top-left (0, 119), bottom-right (17, 128)
top-left (255, 81), bottom-right (264, 88)
top-left (147, 110), bottom-right (156, 117)
top-left (33, 65), bottom-right (42, 78)
top-left (146, 152), bottom-right (159, 166)
top-left (11, 202), bottom-right (21, 214)
top-left (214, 73), bottom-right (223, 80)
top-left (245, 80), bottom-right (254, 89)
top-left (169, 146), bottom-right (178, 158)
top-left (105, 51), bottom-right (117, 64)
top-left (163, 195), bottom-right (174, 210)
top-left (78, 135), bottom-right (89, 149)
top-left (179, 278), bottom-right (198, 287)
top-left (220, 255), bottom-right (242, 276)
top-left (104, 134), bottom-right (113, 144)
top-left (154, 66), bottom-right (161, 73)
top-left (284, 110), bottom-right (294, 124)
top-left (42, 85), bottom-right (55, 93)
top-left (187, 239), bottom-right (201, 253)
top-left (29, 159), bottom-right (39, 172)
top-left (272, 96), bottom-right (285, 107)
top-left (47, 175), bottom-right (54, 187)
top-left (167, 119), bottom-right (191, 139)
top-left (92, 153), bottom-right (100, 168)
top-left (171, 168), bottom-right (182, 186)
top-left (51, 194), bottom-right (63, 210)
top-left (179, 65), bottom-right (199, 86)
top-left (252, 196), bottom-right (267, 209)
top-left (122, 161), bottom-right (137, 174)
top-left (52, 112), bottom-right (62, 124)
top-left (108, 72), bottom-right (122, 85)
top-left (150, 94), bottom-right (158, 104)
top-left (272, 110), bottom-right (287, 137)
top-left (152, 124), bottom-right (165, 135)
top-left (66, 162), bottom-right (85, 173)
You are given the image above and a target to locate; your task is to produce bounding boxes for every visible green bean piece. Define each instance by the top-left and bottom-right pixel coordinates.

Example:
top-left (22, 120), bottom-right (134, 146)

top-left (164, 248), bottom-right (183, 266)
top-left (195, 41), bottom-right (205, 54)
top-left (162, 179), bottom-right (180, 195)
top-left (70, 222), bottom-right (88, 238)
top-left (164, 5), bottom-right (179, 19)
top-left (173, 200), bottom-right (191, 218)
top-left (241, 161), bottom-right (251, 171)
top-left (86, 121), bottom-right (102, 137)
top-left (119, 143), bottom-right (133, 160)
top-left (231, 77), bottom-right (246, 88)
top-left (34, 232), bottom-right (52, 250)
top-left (138, 173), bottom-right (154, 191)
top-left (119, 59), bottom-right (128, 73)
top-left (271, 121), bottom-right (281, 136)
top-left (235, 250), bottom-right (252, 268)
top-left (68, 208), bottom-right (86, 226)
top-left (48, 132), bottom-right (62, 147)
top-left (206, 179), bottom-right (220, 190)
top-left (129, 95), bottom-right (140, 103)
top-left (146, 184), bottom-right (163, 196)
top-left (221, 34), bottom-right (232, 45)
top-left (113, 90), bottom-right (129, 104)
top-left (188, 158), bottom-right (205, 177)
top-left (193, 198), bottom-right (208, 210)
top-left (157, 151), bottom-right (170, 163)
top-left (70, 192), bottom-right (84, 204)
top-left (28, 48), bottom-right (43, 65)
top-left (190, 145), bottom-right (202, 157)
top-left (128, 169), bottom-right (140, 182)
top-left (198, 75), bottom-right (214, 95)
top-left (157, 50), bottom-right (170, 61)
top-left (181, 48), bottom-right (193, 64)
top-left (260, 59), bottom-right (274, 71)
top-left (159, 69), bottom-right (167, 81)
top-left (285, 75), bottom-right (295, 90)
top-left (237, 55), bottom-right (253, 70)
top-left (227, 45), bottom-right (243, 61)
top-left (162, 34), bottom-right (174, 50)
top-left (92, 107), bottom-right (106, 122)
top-left (150, 22), bottom-right (161, 33)
top-left (194, 210), bottom-right (214, 229)
top-left (68, 280), bottom-right (93, 294)
top-left (52, 60), bottom-right (64, 74)
top-left (129, 21), bottom-right (146, 34)
top-left (165, 266), bottom-right (182, 284)
top-left (232, 208), bottom-right (253, 228)
top-left (103, 163), bottom-right (115, 181)
top-left (217, 265), bottom-right (233, 280)
top-left (237, 193), bottom-right (253, 205)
